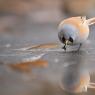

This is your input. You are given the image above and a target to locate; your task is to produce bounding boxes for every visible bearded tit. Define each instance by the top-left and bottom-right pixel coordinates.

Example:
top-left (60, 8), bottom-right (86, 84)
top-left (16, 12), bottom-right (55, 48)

top-left (58, 16), bottom-right (95, 51)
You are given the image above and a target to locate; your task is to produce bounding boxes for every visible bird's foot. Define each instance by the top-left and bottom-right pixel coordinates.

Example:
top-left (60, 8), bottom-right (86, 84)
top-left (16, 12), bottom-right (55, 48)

top-left (62, 45), bottom-right (67, 52)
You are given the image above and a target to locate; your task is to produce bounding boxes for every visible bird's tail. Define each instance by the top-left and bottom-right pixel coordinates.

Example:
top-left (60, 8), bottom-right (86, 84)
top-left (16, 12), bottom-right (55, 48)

top-left (87, 17), bottom-right (95, 26)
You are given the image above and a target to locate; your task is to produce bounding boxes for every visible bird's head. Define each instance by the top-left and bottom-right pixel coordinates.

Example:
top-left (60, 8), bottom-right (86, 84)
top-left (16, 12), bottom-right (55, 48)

top-left (58, 24), bottom-right (78, 50)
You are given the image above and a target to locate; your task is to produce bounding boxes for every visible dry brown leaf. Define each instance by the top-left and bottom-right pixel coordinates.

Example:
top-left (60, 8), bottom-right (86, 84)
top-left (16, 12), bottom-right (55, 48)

top-left (26, 43), bottom-right (59, 50)
top-left (8, 59), bottom-right (48, 72)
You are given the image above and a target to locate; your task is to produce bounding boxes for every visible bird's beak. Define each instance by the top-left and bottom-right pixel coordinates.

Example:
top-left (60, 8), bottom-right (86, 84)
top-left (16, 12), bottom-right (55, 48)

top-left (63, 40), bottom-right (68, 51)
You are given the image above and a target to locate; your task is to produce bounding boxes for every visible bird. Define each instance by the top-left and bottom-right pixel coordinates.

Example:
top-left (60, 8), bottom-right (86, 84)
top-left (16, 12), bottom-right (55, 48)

top-left (58, 16), bottom-right (95, 51)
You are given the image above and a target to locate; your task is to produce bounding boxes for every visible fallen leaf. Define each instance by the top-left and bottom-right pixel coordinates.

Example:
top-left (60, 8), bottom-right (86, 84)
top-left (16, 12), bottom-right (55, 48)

top-left (7, 59), bottom-right (48, 73)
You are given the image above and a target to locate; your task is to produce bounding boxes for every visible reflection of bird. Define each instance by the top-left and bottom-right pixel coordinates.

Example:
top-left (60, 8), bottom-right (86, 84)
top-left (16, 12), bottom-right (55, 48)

top-left (59, 50), bottom-right (95, 94)
top-left (60, 66), bottom-right (95, 93)
top-left (58, 16), bottom-right (95, 51)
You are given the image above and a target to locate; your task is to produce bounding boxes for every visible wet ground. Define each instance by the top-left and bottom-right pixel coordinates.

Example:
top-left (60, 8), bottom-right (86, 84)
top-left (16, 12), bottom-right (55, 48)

top-left (0, 15), bottom-right (95, 95)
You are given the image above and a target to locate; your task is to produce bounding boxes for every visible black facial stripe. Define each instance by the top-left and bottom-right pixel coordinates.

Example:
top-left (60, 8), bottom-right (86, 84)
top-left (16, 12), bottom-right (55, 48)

top-left (62, 37), bottom-right (66, 43)
top-left (69, 37), bottom-right (73, 43)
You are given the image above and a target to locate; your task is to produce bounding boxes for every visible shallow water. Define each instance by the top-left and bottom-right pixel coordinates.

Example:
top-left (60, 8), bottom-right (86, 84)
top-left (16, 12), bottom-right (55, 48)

top-left (0, 16), bottom-right (95, 95)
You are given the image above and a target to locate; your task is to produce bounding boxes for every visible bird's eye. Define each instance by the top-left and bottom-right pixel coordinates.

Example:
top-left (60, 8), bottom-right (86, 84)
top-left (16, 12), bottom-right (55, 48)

top-left (62, 37), bottom-right (66, 43)
top-left (69, 37), bottom-right (73, 43)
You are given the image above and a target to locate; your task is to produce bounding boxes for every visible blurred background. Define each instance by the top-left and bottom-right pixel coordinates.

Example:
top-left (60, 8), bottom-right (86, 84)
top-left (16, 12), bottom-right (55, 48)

top-left (0, 0), bottom-right (95, 95)
top-left (0, 0), bottom-right (95, 46)
top-left (0, 0), bottom-right (95, 23)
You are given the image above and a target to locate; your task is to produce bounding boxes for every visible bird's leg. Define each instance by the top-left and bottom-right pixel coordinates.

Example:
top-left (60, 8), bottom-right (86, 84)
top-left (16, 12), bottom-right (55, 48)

top-left (62, 44), bottom-right (66, 51)
top-left (62, 40), bottom-right (68, 51)
top-left (77, 43), bottom-right (82, 51)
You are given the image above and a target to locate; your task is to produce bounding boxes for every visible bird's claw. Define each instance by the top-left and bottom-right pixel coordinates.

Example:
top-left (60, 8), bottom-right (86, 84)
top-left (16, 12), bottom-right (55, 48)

top-left (62, 45), bottom-right (66, 51)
